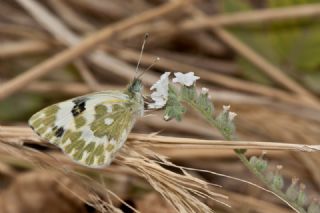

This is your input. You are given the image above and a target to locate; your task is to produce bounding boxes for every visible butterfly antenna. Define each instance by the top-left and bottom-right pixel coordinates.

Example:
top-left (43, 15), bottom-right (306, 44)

top-left (135, 33), bottom-right (149, 77)
top-left (137, 57), bottom-right (160, 79)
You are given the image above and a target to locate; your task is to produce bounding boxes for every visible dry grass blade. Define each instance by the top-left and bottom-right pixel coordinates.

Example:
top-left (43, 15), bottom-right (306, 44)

top-left (0, 125), bottom-right (229, 212)
top-left (74, 60), bottom-right (102, 91)
top-left (2, 126), bottom-right (319, 152)
top-left (181, 3), bottom-right (320, 29)
top-left (1, 125), bottom-right (311, 212)
top-left (47, 0), bottom-right (95, 33)
top-left (214, 27), bottom-right (320, 108)
top-left (129, 134), bottom-right (320, 152)
top-left (186, 7), bottom-right (320, 109)
top-left (118, 146), bottom-right (229, 213)
top-left (0, 0), bottom-right (187, 100)
top-left (0, 40), bottom-right (52, 58)
top-left (15, 0), bottom-right (158, 85)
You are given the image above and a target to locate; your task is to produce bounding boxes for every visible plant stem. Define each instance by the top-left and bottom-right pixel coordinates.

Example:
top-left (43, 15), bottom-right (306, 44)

top-left (236, 153), bottom-right (306, 213)
top-left (185, 99), bottom-right (306, 213)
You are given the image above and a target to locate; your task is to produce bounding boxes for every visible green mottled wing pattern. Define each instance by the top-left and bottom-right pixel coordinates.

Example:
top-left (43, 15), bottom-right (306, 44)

top-left (29, 91), bottom-right (143, 167)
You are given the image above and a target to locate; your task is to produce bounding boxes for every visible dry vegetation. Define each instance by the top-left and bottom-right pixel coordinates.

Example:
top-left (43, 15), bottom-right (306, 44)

top-left (0, 0), bottom-right (320, 213)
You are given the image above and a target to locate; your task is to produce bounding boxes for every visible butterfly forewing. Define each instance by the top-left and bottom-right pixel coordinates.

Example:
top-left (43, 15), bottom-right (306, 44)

top-left (29, 91), bottom-right (143, 167)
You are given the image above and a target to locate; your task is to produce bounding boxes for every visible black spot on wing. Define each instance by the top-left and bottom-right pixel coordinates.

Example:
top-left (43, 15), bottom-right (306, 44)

top-left (71, 98), bottom-right (87, 117)
top-left (53, 126), bottom-right (64, 137)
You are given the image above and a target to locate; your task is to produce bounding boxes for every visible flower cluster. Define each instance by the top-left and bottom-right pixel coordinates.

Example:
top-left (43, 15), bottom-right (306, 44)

top-left (148, 71), bottom-right (236, 137)
top-left (148, 72), bottom-right (200, 109)
top-left (222, 105), bottom-right (237, 121)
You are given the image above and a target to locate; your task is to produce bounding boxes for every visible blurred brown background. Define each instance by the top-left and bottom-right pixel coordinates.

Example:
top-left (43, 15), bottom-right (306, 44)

top-left (0, 0), bottom-right (320, 212)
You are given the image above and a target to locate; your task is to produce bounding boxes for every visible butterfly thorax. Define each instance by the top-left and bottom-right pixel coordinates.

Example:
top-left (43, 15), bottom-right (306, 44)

top-left (127, 78), bottom-right (143, 94)
top-left (126, 78), bottom-right (144, 117)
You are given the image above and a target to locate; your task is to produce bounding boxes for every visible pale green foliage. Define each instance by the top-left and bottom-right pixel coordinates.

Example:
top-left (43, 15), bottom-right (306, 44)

top-left (308, 201), bottom-right (320, 213)
top-left (157, 72), bottom-right (316, 213)
top-left (286, 179), bottom-right (300, 201)
top-left (222, 0), bottom-right (320, 93)
top-left (272, 174), bottom-right (284, 190)
top-left (249, 155), bottom-right (268, 172)
top-left (297, 187), bottom-right (308, 207)
top-left (180, 84), bottom-right (197, 101)
top-left (215, 108), bottom-right (236, 140)
top-left (163, 82), bottom-right (236, 139)
top-left (196, 91), bottom-right (214, 117)
top-left (163, 85), bottom-right (186, 121)
top-left (248, 151), bottom-right (314, 213)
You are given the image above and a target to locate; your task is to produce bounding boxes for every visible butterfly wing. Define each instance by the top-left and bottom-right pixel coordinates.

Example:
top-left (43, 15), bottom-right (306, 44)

top-left (29, 91), bottom-right (143, 167)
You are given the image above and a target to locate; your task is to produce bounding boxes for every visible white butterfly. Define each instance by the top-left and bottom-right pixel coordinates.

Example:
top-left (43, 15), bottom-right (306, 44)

top-left (29, 79), bottom-right (144, 168)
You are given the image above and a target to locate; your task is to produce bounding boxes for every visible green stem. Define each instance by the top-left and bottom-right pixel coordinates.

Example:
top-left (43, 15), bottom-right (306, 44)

top-left (185, 99), bottom-right (306, 213)
top-left (236, 154), bottom-right (306, 213)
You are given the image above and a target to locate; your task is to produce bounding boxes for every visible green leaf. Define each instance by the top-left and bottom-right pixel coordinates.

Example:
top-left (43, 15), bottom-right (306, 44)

top-left (180, 84), bottom-right (197, 101)
top-left (215, 109), bottom-right (236, 139)
top-left (196, 92), bottom-right (214, 117)
top-left (164, 85), bottom-right (186, 121)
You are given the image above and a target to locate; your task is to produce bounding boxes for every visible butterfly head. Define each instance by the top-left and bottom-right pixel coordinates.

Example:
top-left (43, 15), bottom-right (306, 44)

top-left (128, 78), bottom-right (143, 94)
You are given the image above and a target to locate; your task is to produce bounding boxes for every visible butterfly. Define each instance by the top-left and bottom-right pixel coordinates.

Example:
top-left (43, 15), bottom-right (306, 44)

top-left (28, 79), bottom-right (144, 168)
top-left (28, 34), bottom-right (154, 168)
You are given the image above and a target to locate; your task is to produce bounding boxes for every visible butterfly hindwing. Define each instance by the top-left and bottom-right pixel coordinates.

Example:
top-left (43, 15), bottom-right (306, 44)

top-left (29, 91), bottom-right (143, 167)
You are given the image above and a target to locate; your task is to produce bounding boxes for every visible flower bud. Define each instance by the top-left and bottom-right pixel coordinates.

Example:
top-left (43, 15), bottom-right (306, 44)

top-left (201, 87), bottom-right (209, 95)
top-left (272, 165), bottom-right (284, 190)
top-left (286, 178), bottom-right (299, 201)
top-left (297, 184), bottom-right (307, 206)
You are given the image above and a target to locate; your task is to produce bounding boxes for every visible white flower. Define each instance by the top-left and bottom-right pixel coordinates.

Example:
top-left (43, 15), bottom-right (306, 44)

top-left (201, 87), bottom-right (209, 95)
top-left (222, 105), bottom-right (230, 113)
top-left (172, 72), bottom-right (200, 86)
top-left (148, 72), bottom-right (170, 109)
top-left (228, 112), bottom-right (237, 121)
top-left (222, 105), bottom-right (236, 121)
